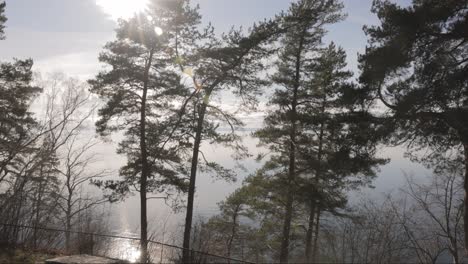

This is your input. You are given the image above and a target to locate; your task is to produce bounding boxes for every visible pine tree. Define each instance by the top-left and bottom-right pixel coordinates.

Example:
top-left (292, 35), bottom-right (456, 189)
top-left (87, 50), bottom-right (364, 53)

top-left (89, 1), bottom-right (200, 261)
top-left (358, 0), bottom-right (468, 252)
top-left (0, 1), bottom-right (42, 209)
top-left (179, 14), bottom-right (281, 263)
top-left (0, 59), bottom-right (41, 184)
top-left (297, 43), bottom-right (387, 262)
top-left (198, 188), bottom-right (254, 260)
top-left (254, 1), bottom-right (345, 262)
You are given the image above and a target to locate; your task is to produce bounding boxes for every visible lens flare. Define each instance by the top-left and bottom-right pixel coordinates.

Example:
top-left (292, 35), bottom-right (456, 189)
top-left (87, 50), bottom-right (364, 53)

top-left (154, 27), bottom-right (163, 36)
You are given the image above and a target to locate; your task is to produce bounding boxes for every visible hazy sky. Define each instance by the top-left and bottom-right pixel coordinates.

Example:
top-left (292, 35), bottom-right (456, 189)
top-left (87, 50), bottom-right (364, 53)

top-left (0, 0), bottom-right (412, 78)
top-left (0, 0), bottom-right (424, 233)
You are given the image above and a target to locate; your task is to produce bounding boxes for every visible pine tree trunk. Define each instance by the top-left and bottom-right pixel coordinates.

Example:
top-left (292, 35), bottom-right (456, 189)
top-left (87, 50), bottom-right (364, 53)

top-left (139, 49), bottom-right (154, 263)
top-left (279, 31), bottom-right (304, 263)
top-left (463, 142), bottom-right (468, 256)
top-left (306, 116), bottom-right (324, 262)
top-left (280, 190), bottom-right (294, 262)
top-left (182, 98), bottom-right (208, 263)
top-left (279, 88), bottom-right (299, 263)
top-left (227, 206), bottom-right (239, 262)
top-left (305, 200), bottom-right (316, 262)
top-left (312, 207), bottom-right (321, 263)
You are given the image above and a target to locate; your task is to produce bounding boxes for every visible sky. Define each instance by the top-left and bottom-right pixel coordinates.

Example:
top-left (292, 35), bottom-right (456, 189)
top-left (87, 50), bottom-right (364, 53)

top-left (0, 0), bottom-right (424, 235)
top-left (0, 0), bottom-right (412, 78)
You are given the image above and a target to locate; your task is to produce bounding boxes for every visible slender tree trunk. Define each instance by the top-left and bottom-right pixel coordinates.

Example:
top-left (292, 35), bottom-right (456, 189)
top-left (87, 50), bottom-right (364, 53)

top-left (65, 195), bottom-right (72, 253)
top-left (180, 36), bottom-right (261, 261)
top-left (341, 225), bottom-right (346, 263)
top-left (279, 91), bottom-right (298, 263)
top-left (227, 206), bottom-right (239, 262)
top-left (312, 207), bottom-right (321, 263)
top-left (66, 209), bottom-right (71, 253)
top-left (280, 204), bottom-right (294, 262)
top-left (65, 173), bottom-right (73, 253)
top-left (13, 191), bottom-right (24, 245)
top-left (33, 170), bottom-right (44, 250)
top-left (306, 117), bottom-right (324, 262)
top-left (139, 49), bottom-right (154, 263)
top-left (279, 31), bottom-right (305, 263)
top-left (305, 200), bottom-right (316, 262)
top-left (182, 96), bottom-right (209, 263)
top-left (451, 248), bottom-right (459, 264)
top-left (463, 142), bottom-right (468, 255)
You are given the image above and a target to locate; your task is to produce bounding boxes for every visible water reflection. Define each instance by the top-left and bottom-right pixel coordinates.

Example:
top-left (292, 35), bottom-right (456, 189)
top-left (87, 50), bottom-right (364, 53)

top-left (94, 229), bottom-right (143, 263)
top-left (118, 239), bottom-right (141, 263)
top-left (100, 233), bottom-right (172, 263)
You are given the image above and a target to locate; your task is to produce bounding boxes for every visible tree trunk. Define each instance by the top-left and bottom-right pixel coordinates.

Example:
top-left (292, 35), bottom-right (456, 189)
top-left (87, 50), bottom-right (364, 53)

top-left (227, 206), bottom-right (240, 262)
top-left (139, 49), bottom-right (154, 263)
top-left (65, 200), bottom-right (72, 253)
top-left (312, 207), bottom-right (321, 263)
top-left (66, 210), bottom-right (71, 253)
top-left (279, 27), bottom-right (305, 264)
top-left (33, 169), bottom-right (45, 250)
top-left (279, 93), bottom-right (298, 263)
top-left (463, 142), bottom-right (468, 255)
top-left (280, 184), bottom-right (294, 263)
top-left (65, 173), bottom-right (73, 253)
top-left (182, 95), bottom-right (209, 263)
top-left (306, 115), bottom-right (324, 262)
top-left (305, 200), bottom-right (316, 262)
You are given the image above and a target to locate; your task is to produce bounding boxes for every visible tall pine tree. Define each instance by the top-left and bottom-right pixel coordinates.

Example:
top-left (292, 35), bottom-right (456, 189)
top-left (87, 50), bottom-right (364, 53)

top-left (89, 1), bottom-right (201, 261)
top-left (0, 1), bottom-right (42, 196)
top-left (297, 43), bottom-right (386, 262)
top-left (254, 1), bottom-right (344, 262)
top-left (179, 14), bottom-right (281, 263)
top-left (358, 0), bottom-right (468, 252)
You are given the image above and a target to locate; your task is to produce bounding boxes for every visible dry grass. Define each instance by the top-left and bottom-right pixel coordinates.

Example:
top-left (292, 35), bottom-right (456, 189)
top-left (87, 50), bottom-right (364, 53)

top-left (0, 248), bottom-right (61, 264)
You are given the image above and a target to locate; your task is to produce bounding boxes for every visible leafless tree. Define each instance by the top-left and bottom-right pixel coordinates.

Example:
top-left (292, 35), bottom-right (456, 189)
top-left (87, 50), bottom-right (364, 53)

top-left (54, 135), bottom-right (109, 252)
top-left (397, 168), bottom-right (465, 264)
top-left (317, 167), bottom-right (465, 264)
top-left (0, 73), bottom-right (107, 250)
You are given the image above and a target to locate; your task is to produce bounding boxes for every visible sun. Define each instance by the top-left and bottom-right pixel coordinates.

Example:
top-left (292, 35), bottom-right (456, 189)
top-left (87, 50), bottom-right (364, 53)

top-left (96, 0), bottom-right (149, 21)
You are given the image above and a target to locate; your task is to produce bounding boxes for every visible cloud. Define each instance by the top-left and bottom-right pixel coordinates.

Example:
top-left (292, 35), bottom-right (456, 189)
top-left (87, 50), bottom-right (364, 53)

top-left (34, 51), bottom-right (103, 80)
top-left (5, 0), bottom-right (115, 33)
top-left (0, 28), bottom-right (113, 60)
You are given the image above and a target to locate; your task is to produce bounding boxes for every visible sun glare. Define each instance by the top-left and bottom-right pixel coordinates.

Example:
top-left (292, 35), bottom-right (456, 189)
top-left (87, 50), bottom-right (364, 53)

top-left (128, 248), bottom-right (141, 263)
top-left (96, 0), bottom-right (149, 20)
top-left (118, 240), bottom-right (141, 263)
top-left (154, 27), bottom-right (163, 36)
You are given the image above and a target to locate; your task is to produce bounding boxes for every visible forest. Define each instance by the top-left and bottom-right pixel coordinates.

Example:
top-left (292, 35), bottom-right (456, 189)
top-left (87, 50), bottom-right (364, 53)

top-left (1, 0), bottom-right (468, 263)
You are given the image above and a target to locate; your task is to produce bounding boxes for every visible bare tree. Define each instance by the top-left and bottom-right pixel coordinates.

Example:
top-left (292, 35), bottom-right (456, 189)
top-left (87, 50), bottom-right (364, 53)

top-left (0, 73), bottom-right (106, 250)
top-left (55, 135), bottom-right (109, 252)
top-left (316, 167), bottom-right (465, 264)
top-left (398, 168), bottom-right (465, 264)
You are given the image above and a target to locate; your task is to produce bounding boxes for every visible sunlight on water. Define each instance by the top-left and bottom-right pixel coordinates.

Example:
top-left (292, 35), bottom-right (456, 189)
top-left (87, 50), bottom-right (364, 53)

top-left (118, 239), bottom-right (141, 263)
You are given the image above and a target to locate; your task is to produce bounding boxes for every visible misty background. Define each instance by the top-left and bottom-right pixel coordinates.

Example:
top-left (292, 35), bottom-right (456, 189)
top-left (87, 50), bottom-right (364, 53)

top-left (0, 0), bottom-right (427, 236)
